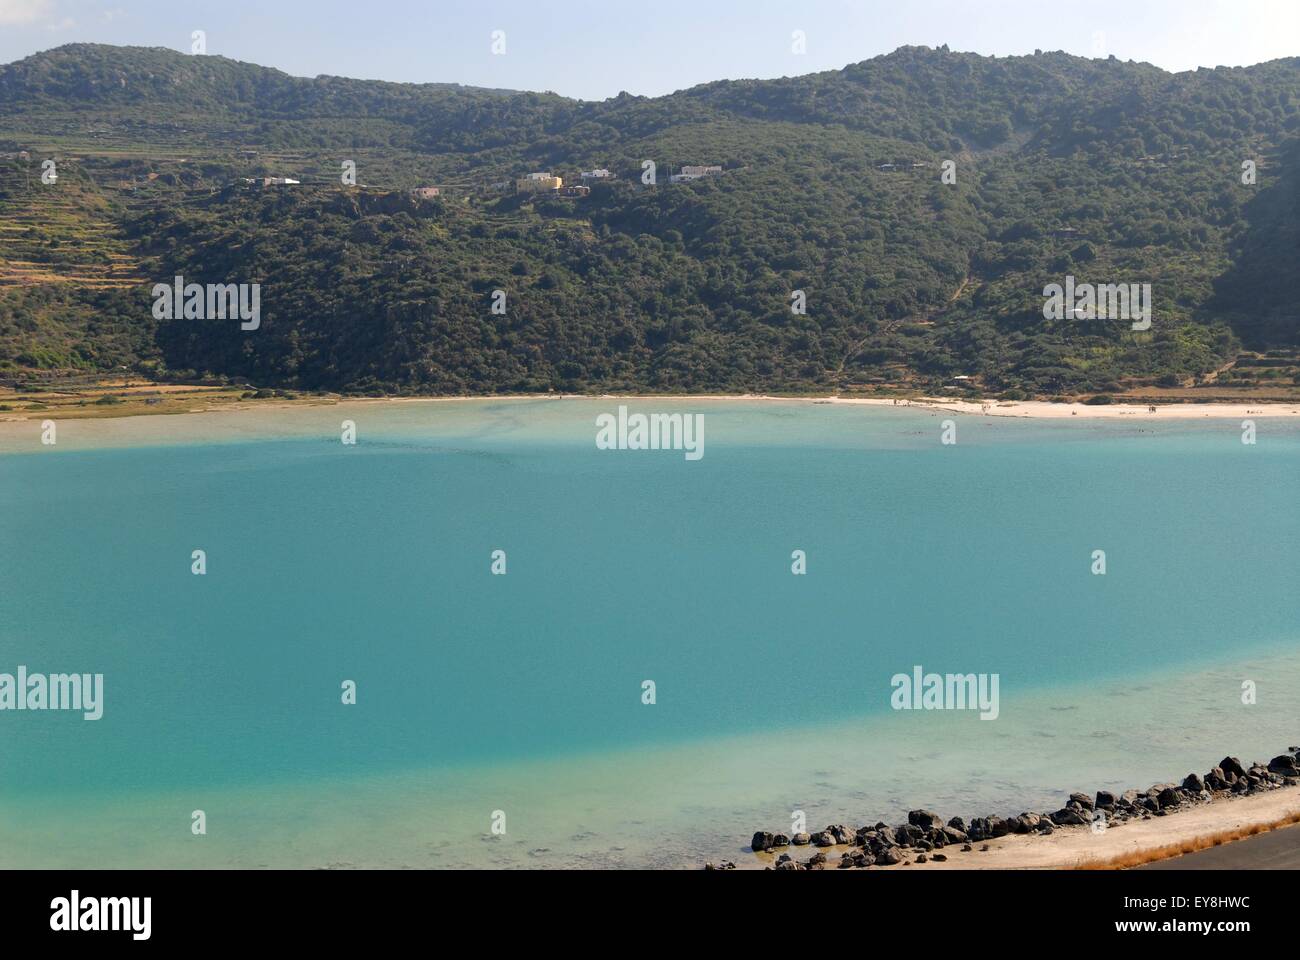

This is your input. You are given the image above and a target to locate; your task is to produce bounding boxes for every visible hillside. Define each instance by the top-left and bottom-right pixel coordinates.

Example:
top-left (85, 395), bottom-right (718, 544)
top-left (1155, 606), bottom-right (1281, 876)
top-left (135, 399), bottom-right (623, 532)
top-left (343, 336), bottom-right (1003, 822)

top-left (2, 43), bottom-right (1298, 399)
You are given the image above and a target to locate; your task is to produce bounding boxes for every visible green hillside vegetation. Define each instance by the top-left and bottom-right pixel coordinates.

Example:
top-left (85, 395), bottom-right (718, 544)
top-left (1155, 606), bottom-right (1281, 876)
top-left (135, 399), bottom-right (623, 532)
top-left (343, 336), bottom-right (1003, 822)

top-left (1, 43), bottom-right (1298, 397)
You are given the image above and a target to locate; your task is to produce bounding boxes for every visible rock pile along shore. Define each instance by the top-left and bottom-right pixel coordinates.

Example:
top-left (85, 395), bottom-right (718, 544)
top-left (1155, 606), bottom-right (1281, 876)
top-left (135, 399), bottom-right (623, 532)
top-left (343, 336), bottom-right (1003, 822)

top-left (704, 747), bottom-right (1300, 870)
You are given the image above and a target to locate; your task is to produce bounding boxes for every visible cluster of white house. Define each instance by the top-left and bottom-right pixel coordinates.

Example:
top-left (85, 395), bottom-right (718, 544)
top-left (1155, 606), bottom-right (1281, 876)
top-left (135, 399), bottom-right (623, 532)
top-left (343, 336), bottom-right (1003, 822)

top-left (242, 176), bottom-right (300, 187)
top-left (232, 161), bottom-right (725, 200)
top-left (669, 164), bottom-right (722, 182)
top-left (513, 164), bottom-right (723, 193)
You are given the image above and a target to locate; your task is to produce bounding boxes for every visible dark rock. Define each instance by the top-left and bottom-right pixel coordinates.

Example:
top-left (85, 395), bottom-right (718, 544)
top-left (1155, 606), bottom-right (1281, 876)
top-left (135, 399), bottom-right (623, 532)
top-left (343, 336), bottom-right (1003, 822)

top-left (931, 853), bottom-right (947, 862)
top-left (1094, 791), bottom-right (1117, 811)
top-left (1182, 773), bottom-right (1205, 792)
top-left (961, 844), bottom-right (973, 852)
top-left (1069, 792), bottom-right (1094, 811)
top-left (947, 817), bottom-right (968, 833)
top-left (967, 817), bottom-right (991, 841)
top-left (806, 852), bottom-right (827, 868)
top-left (908, 809), bottom-right (945, 830)
top-left (828, 823), bottom-right (855, 845)
top-left (894, 824), bottom-right (924, 845)
top-left (989, 816), bottom-right (1012, 838)
top-left (775, 859), bottom-right (801, 871)
top-left (876, 847), bottom-right (903, 866)
top-left (810, 831), bottom-right (835, 847)
top-left (791, 832), bottom-right (811, 845)
top-left (839, 849), bottom-right (872, 868)
top-left (751, 831), bottom-right (774, 852)
top-left (1220, 757), bottom-right (1247, 780)
top-left (1050, 807), bottom-right (1088, 826)
top-left (1037, 819), bottom-right (1055, 835)
top-left (1010, 813), bottom-right (1038, 834)
top-left (940, 825), bottom-right (969, 844)
top-left (1268, 755), bottom-right (1298, 776)
top-left (916, 854), bottom-right (928, 863)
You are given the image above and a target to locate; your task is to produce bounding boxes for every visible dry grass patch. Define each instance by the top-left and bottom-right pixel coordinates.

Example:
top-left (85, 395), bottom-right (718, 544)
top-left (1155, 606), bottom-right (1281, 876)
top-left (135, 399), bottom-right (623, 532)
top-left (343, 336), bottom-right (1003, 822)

top-left (1077, 810), bottom-right (1300, 870)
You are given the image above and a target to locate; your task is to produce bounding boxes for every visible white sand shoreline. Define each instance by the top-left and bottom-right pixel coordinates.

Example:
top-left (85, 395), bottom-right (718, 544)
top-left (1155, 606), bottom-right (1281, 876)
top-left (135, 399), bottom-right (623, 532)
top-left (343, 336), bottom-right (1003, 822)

top-left (3, 392), bottom-right (1299, 428)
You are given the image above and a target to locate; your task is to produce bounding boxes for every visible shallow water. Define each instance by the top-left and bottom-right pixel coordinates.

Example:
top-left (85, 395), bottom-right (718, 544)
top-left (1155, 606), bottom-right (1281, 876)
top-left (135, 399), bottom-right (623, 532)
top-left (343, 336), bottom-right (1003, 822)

top-left (1, 400), bottom-right (1296, 867)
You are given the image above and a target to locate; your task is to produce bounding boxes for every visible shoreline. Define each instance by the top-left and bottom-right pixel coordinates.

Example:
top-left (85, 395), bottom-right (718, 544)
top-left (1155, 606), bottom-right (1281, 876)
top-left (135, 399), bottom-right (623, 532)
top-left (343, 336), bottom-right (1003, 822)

top-left (733, 748), bottom-right (1300, 871)
top-left (3, 390), bottom-right (1299, 432)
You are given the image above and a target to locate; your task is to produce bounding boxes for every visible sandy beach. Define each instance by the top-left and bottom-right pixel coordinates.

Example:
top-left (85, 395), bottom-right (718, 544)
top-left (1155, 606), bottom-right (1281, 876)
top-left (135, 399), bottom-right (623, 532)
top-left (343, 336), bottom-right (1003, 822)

top-left (3, 389), bottom-right (1299, 433)
top-left (828, 396), bottom-right (1300, 419)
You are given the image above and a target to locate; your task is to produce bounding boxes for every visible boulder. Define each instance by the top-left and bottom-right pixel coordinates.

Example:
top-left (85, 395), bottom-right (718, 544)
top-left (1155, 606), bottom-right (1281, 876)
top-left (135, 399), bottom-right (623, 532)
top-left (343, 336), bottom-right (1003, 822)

top-left (1267, 755), bottom-right (1299, 777)
top-left (1182, 773), bottom-right (1205, 792)
top-left (908, 809), bottom-right (945, 830)
top-left (894, 824), bottom-right (924, 846)
top-left (810, 831), bottom-right (835, 847)
top-left (1010, 815), bottom-right (1034, 834)
top-left (751, 831), bottom-right (775, 852)
top-left (876, 847), bottom-right (903, 866)
top-left (772, 833), bottom-right (791, 847)
top-left (1094, 791), bottom-right (1117, 811)
top-left (940, 825), bottom-right (969, 845)
top-left (791, 832), bottom-right (811, 846)
top-left (931, 853), bottom-right (948, 862)
top-left (1158, 787), bottom-right (1182, 809)
top-left (1049, 807), bottom-right (1088, 826)
top-left (1069, 792), bottom-right (1095, 811)
top-left (1220, 757), bottom-right (1247, 780)
top-left (775, 859), bottom-right (801, 871)
top-left (828, 823), bottom-right (855, 845)
top-left (947, 817), bottom-right (968, 833)
top-left (989, 816), bottom-right (1012, 838)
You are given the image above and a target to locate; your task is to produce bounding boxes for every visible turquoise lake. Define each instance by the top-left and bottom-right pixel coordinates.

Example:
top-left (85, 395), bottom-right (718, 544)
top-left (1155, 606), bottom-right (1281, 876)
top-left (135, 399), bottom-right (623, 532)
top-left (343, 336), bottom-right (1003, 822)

top-left (1, 400), bottom-right (1297, 868)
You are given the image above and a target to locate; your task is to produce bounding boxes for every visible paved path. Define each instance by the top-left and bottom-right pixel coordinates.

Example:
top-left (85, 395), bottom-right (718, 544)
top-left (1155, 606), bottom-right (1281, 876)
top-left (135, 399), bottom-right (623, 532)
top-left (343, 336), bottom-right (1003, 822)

top-left (1139, 823), bottom-right (1300, 869)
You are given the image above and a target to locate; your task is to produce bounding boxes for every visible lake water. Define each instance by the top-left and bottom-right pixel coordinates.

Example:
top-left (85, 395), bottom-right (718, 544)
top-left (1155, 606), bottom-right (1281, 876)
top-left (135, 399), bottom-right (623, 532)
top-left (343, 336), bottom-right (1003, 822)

top-left (1, 399), bottom-right (1297, 868)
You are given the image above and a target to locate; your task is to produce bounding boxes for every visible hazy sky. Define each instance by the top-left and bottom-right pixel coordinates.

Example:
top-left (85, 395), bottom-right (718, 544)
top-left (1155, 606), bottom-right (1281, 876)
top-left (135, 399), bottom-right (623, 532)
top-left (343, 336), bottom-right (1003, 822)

top-left (1, 0), bottom-right (1297, 100)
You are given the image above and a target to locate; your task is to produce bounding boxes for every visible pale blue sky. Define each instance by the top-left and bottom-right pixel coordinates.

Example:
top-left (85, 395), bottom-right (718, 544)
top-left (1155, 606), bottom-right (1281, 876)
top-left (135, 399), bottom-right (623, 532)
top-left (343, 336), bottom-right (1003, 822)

top-left (1, 0), bottom-right (1297, 100)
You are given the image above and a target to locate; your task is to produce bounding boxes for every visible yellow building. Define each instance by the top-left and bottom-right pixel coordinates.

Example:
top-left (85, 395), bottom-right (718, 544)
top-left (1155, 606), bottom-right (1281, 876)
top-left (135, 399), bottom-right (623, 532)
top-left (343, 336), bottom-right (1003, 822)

top-left (516, 173), bottom-right (563, 194)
